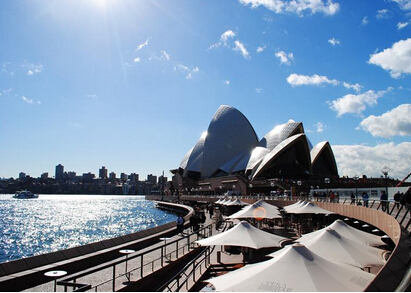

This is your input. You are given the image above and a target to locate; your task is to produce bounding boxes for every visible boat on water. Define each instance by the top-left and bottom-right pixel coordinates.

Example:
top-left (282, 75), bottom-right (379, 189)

top-left (13, 190), bottom-right (39, 199)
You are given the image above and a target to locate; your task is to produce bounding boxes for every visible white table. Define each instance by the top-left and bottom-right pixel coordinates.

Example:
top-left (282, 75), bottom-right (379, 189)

top-left (119, 249), bottom-right (135, 281)
top-left (44, 270), bottom-right (67, 292)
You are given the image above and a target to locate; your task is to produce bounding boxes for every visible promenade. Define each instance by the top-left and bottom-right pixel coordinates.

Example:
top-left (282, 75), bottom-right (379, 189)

top-left (4, 195), bottom-right (411, 291)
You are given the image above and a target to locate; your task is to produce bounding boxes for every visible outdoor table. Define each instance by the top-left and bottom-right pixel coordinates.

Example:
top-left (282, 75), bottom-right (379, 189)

top-left (119, 249), bottom-right (135, 281)
top-left (44, 270), bottom-right (67, 292)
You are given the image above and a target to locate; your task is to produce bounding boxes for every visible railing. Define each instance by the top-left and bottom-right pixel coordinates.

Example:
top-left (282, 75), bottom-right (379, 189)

top-left (157, 246), bottom-right (213, 292)
top-left (57, 224), bottom-right (213, 292)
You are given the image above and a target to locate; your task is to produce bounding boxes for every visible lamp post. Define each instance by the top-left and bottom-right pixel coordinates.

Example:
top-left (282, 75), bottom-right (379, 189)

top-left (353, 175), bottom-right (359, 202)
top-left (324, 178), bottom-right (330, 201)
top-left (381, 165), bottom-right (389, 196)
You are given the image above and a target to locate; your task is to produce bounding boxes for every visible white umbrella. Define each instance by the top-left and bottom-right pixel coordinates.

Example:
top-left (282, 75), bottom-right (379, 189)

top-left (225, 199), bottom-right (249, 206)
top-left (285, 202), bottom-right (334, 214)
top-left (207, 243), bottom-right (374, 292)
top-left (227, 200), bottom-right (282, 220)
top-left (291, 228), bottom-right (387, 269)
top-left (196, 221), bottom-right (288, 249)
top-left (283, 200), bottom-right (308, 212)
top-left (301, 219), bottom-right (386, 247)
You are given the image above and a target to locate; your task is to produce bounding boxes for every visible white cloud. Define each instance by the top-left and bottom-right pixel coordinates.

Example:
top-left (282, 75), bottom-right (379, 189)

top-left (134, 57), bottom-right (141, 63)
top-left (69, 122), bottom-right (82, 128)
top-left (328, 88), bottom-right (391, 117)
top-left (361, 16), bottom-right (369, 26)
top-left (286, 73), bottom-right (339, 86)
top-left (233, 40), bottom-right (250, 59)
top-left (238, 0), bottom-right (340, 16)
top-left (87, 94), bottom-right (99, 100)
top-left (135, 37), bottom-right (151, 51)
top-left (342, 82), bottom-right (362, 93)
top-left (22, 62), bottom-right (43, 75)
top-left (315, 122), bottom-right (325, 132)
top-left (209, 30), bottom-right (237, 49)
top-left (359, 104), bottom-right (411, 138)
top-left (275, 51), bottom-right (294, 65)
top-left (257, 45), bottom-right (266, 53)
top-left (328, 38), bottom-right (340, 46)
top-left (376, 9), bottom-right (392, 19)
top-left (397, 22), bottom-right (409, 29)
top-left (368, 38), bottom-right (411, 78)
top-left (21, 96), bottom-right (33, 104)
top-left (224, 80), bottom-right (230, 85)
top-left (160, 50), bottom-right (170, 61)
top-left (333, 142), bottom-right (411, 179)
top-left (255, 87), bottom-right (262, 93)
top-left (174, 64), bottom-right (200, 79)
top-left (391, 0), bottom-right (411, 11)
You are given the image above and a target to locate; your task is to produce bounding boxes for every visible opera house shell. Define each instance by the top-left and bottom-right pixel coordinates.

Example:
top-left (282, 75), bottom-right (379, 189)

top-left (172, 105), bottom-right (338, 194)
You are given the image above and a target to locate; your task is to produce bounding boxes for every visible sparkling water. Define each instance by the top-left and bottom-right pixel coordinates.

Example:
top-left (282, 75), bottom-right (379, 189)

top-left (0, 194), bottom-right (175, 264)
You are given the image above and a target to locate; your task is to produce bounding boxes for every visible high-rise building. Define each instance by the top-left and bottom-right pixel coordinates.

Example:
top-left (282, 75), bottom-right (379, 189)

top-left (147, 174), bottom-right (157, 184)
top-left (109, 172), bottom-right (116, 181)
top-left (120, 173), bottom-right (128, 182)
top-left (41, 173), bottom-right (49, 180)
top-left (19, 172), bottom-right (26, 179)
top-left (99, 166), bottom-right (108, 179)
top-left (55, 164), bottom-right (64, 180)
top-left (130, 173), bottom-right (139, 183)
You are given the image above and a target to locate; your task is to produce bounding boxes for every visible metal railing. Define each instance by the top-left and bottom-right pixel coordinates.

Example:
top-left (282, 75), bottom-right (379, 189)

top-left (56, 224), bottom-right (213, 292)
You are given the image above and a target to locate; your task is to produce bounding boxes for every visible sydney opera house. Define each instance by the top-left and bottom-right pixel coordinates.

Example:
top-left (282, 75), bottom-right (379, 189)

top-left (171, 105), bottom-right (338, 195)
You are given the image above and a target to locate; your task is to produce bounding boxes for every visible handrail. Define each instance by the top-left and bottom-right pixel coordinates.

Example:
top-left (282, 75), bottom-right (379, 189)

top-left (57, 224), bottom-right (213, 292)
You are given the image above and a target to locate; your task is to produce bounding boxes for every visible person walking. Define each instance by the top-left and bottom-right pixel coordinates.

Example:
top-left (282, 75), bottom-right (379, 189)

top-left (176, 214), bottom-right (185, 235)
top-left (362, 192), bottom-right (369, 207)
top-left (380, 191), bottom-right (388, 212)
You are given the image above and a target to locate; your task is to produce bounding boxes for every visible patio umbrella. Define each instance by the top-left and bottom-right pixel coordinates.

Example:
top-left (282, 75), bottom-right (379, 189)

top-left (225, 199), bottom-right (249, 206)
top-left (289, 228), bottom-right (387, 269)
top-left (283, 200), bottom-right (309, 212)
top-left (196, 221), bottom-right (288, 249)
top-left (227, 200), bottom-right (282, 220)
top-left (206, 243), bottom-right (375, 292)
top-left (285, 202), bottom-right (334, 214)
top-left (300, 219), bottom-right (386, 247)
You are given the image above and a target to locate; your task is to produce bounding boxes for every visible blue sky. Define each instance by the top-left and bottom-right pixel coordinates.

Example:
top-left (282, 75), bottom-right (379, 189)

top-left (1, 0), bottom-right (411, 181)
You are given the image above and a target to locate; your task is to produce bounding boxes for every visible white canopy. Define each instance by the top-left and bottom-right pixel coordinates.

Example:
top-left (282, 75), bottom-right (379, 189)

top-left (227, 200), bottom-right (282, 220)
top-left (282, 200), bottom-right (306, 212)
top-left (301, 219), bottom-right (386, 247)
top-left (285, 202), bottom-right (334, 214)
top-left (207, 243), bottom-right (374, 292)
top-left (196, 221), bottom-right (288, 249)
top-left (225, 199), bottom-right (249, 206)
top-left (290, 228), bottom-right (387, 269)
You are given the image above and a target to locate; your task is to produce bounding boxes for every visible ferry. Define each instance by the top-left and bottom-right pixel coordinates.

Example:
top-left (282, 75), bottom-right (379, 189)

top-left (13, 190), bottom-right (39, 199)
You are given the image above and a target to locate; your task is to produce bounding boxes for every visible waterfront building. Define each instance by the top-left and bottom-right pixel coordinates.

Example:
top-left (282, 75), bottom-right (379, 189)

top-left (99, 166), bottom-right (108, 179)
top-left (147, 174), bottom-right (157, 184)
top-left (55, 164), bottom-right (64, 181)
top-left (19, 172), bottom-right (26, 179)
top-left (40, 172), bottom-right (48, 180)
top-left (172, 105), bottom-right (338, 195)
top-left (109, 172), bottom-right (116, 181)
top-left (120, 173), bottom-right (128, 182)
top-left (82, 172), bottom-right (95, 183)
top-left (130, 173), bottom-right (139, 183)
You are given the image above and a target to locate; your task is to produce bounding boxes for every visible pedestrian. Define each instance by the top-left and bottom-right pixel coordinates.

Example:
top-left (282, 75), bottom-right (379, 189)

top-left (350, 193), bottom-right (355, 205)
top-left (209, 204), bottom-right (214, 219)
top-left (176, 214), bottom-right (185, 235)
top-left (394, 191), bottom-right (401, 210)
top-left (380, 191), bottom-right (388, 212)
top-left (362, 192), bottom-right (369, 207)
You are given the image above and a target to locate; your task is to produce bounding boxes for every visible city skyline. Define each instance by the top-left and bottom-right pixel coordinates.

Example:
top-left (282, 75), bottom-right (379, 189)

top-left (1, 0), bottom-right (411, 181)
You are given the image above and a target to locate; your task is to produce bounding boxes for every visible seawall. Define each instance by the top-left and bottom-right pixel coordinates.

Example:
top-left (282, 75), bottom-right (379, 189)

top-left (0, 201), bottom-right (193, 292)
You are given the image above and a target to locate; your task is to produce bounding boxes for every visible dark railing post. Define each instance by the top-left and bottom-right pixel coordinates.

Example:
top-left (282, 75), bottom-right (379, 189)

top-left (176, 241), bottom-right (179, 259)
top-left (395, 205), bottom-right (404, 220)
top-left (141, 255), bottom-right (144, 278)
top-left (112, 265), bottom-right (116, 292)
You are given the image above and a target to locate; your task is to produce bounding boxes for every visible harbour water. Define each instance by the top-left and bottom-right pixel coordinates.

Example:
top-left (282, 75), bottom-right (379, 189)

top-left (0, 194), bottom-right (176, 264)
